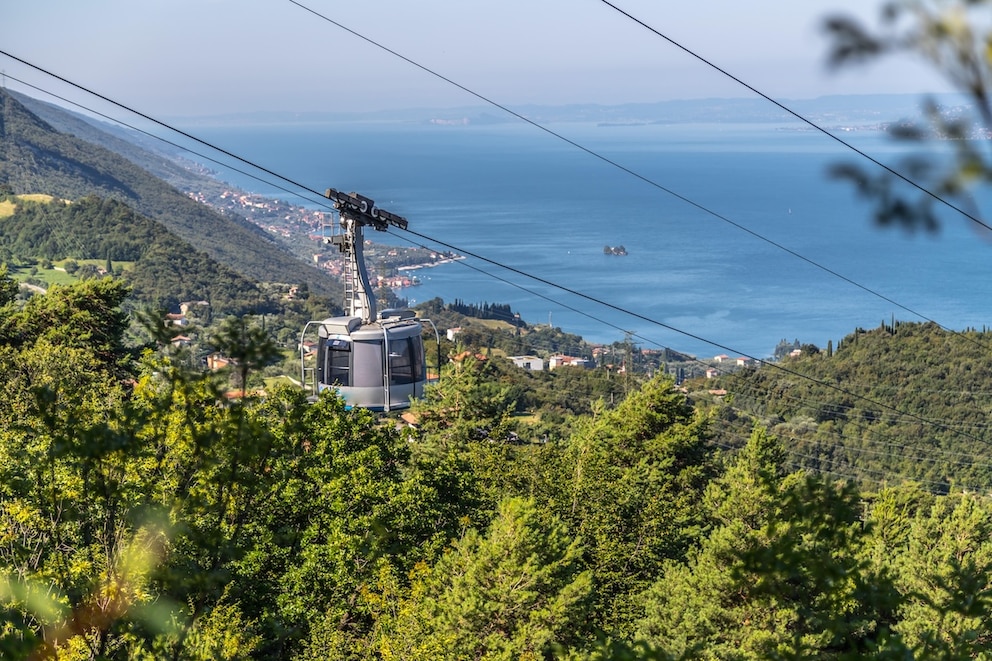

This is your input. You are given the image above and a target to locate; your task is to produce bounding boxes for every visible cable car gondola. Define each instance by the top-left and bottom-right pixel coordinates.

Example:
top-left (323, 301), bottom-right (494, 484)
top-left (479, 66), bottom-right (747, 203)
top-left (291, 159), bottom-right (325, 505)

top-left (300, 188), bottom-right (439, 411)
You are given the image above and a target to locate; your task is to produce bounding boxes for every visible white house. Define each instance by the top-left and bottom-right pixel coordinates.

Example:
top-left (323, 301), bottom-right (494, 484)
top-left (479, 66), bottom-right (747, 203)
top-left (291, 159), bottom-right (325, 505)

top-left (508, 355), bottom-right (544, 371)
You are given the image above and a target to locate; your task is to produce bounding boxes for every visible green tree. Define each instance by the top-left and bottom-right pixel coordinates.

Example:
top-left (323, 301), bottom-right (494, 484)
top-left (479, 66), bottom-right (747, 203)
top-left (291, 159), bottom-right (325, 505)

top-left (543, 375), bottom-right (716, 634)
top-left (368, 497), bottom-right (592, 660)
top-left (0, 277), bottom-right (131, 374)
top-left (408, 355), bottom-right (520, 457)
top-left (889, 492), bottom-right (992, 658)
top-left (637, 427), bottom-right (907, 659)
top-left (0, 264), bottom-right (17, 306)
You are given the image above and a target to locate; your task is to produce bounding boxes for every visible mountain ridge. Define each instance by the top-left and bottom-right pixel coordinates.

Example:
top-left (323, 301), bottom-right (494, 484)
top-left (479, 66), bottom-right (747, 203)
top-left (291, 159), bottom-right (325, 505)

top-left (0, 88), bottom-right (337, 298)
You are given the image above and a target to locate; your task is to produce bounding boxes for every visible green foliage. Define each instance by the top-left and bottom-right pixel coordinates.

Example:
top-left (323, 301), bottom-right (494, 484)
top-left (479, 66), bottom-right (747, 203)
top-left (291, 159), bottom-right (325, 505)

top-left (823, 0), bottom-right (992, 233)
top-left (410, 355), bottom-right (519, 445)
top-left (0, 89), bottom-right (335, 298)
top-left (0, 195), bottom-right (271, 315)
top-left (370, 497), bottom-right (592, 660)
top-left (546, 376), bottom-right (717, 633)
top-left (0, 264), bottom-right (17, 306)
top-left (6, 279), bottom-right (992, 658)
top-left (415, 296), bottom-right (592, 362)
top-left (637, 428), bottom-right (908, 659)
top-left (887, 492), bottom-right (992, 658)
top-left (0, 276), bottom-right (132, 374)
top-left (709, 321), bottom-right (992, 490)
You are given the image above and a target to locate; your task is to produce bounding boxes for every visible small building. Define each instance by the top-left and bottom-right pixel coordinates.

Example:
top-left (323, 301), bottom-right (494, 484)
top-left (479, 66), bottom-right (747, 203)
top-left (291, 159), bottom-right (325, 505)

top-left (170, 335), bottom-right (192, 348)
top-left (548, 355), bottom-right (593, 370)
top-left (206, 352), bottom-right (234, 371)
top-left (508, 355), bottom-right (544, 371)
top-left (446, 327), bottom-right (462, 341)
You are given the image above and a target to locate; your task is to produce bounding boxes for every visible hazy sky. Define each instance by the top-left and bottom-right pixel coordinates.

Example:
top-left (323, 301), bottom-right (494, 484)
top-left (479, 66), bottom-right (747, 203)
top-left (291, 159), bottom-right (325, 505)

top-left (2, 0), bottom-right (949, 118)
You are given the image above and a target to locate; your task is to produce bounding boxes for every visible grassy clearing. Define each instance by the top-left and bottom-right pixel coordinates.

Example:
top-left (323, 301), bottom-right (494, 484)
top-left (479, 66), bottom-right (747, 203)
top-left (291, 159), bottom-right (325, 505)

top-left (16, 194), bottom-right (55, 204)
top-left (9, 259), bottom-right (135, 288)
top-left (264, 375), bottom-right (302, 391)
top-left (1, 194), bottom-right (59, 219)
top-left (11, 265), bottom-right (76, 286)
top-left (471, 318), bottom-right (518, 332)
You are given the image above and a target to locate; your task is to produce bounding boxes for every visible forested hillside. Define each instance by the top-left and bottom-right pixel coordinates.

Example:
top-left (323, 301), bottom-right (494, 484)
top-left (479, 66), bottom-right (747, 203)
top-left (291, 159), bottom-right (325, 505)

top-left (0, 89), bottom-right (335, 297)
top-left (0, 192), bottom-right (275, 315)
top-left (701, 321), bottom-right (992, 492)
top-left (2, 271), bottom-right (992, 659)
top-left (7, 89), bottom-right (211, 192)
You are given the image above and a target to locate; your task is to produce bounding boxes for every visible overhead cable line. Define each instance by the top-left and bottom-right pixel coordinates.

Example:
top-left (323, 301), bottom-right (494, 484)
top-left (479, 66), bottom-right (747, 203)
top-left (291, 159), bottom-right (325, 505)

top-left (0, 50), bottom-right (328, 218)
top-left (4, 63), bottom-right (715, 378)
top-left (282, 1), bottom-right (989, 354)
top-left (4, 53), bottom-right (989, 451)
top-left (0, 72), bottom-right (339, 217)
top-left (0, 45), bottom-right (959, 355)
top-left (725, 392), bottom-right (992, 464)
top-left (596, 0), bottom-right (992, 236)
top-left (399, 225), bottom-right (992, 449)
top-left (386, 229), bottom-right (742, 380)
top-left (712, 436), bottom-right (978, 492)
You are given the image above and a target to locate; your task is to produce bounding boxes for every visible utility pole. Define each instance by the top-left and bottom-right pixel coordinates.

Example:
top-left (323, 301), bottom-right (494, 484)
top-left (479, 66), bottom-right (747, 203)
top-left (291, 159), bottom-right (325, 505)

top-left (623, 330), bottom-right (633, 395)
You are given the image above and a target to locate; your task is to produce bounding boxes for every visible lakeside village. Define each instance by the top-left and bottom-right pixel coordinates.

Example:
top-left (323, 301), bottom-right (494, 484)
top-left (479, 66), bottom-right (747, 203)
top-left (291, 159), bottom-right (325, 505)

top-left (185, 187), bottom-right (463, 290)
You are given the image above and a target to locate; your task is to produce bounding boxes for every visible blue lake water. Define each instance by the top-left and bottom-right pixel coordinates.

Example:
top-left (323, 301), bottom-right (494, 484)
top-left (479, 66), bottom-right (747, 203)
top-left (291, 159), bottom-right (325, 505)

top-left (183, 120), bottom-right (992, 359)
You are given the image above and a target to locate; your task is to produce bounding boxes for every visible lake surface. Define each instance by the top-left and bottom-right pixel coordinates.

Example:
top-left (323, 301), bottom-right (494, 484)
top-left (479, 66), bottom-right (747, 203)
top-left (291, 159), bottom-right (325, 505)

top-left (183, 119), bottom-right (992, 359)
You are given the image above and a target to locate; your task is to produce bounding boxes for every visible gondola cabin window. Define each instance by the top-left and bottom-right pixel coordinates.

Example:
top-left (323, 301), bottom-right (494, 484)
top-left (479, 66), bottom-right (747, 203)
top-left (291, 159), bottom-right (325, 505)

top-left (352, 340), bottom-right (385, 388)
top-left (322, 337), bottom-right (350, 385)
top-left (389, 336), bottom-right (424, 386)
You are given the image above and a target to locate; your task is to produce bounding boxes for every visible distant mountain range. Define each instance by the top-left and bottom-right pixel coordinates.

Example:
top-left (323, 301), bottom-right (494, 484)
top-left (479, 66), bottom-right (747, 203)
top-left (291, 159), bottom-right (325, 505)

top-left (0, 88), bottom-right (337, 299)
top-left (158, 93), bottom-right (970, 128)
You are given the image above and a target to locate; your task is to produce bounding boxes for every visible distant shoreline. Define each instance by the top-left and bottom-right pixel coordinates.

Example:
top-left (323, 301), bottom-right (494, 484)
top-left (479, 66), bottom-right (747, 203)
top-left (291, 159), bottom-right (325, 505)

top-left (169, 93), bottom-right (961, 130)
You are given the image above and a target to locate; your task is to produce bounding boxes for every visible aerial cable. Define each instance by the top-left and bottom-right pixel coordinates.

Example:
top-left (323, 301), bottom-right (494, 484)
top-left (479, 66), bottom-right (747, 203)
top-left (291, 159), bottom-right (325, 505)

top-left (2, 58), bottom-right (713, 367)
top-left (0, 72), bottom-right (340, 217)
top-left (595, 0), bottom-right (992, 235)
top-left (712, 435), bottom-right (980, 492)
top-left (2, 59), bottom-right (678, 359)
top-left (401, 226), bottom-right (992, 448)
top-left (281, 1), bottom-right (990, 352)
top-left (0, 49), bottom-right (329, 216)
top-left (7, 91), bottom-right (967, 486)
top-left (0, 47), bottom-right (972, 352)
top-left (0, 51), bottom-right (767, 363)
top-left (387, 227), bottom-right (741, 377)
top-left (386, 230), bottom-right (659, 344)
top-left (5, 54), bottom-right (990, 448)
top-left (727, 386), bottom-right (992, 456)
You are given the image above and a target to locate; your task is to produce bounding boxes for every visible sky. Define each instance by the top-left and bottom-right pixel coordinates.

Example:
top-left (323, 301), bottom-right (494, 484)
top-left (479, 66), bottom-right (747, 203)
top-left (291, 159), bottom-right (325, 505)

top-left (0, 0), bottom-right (952, 119)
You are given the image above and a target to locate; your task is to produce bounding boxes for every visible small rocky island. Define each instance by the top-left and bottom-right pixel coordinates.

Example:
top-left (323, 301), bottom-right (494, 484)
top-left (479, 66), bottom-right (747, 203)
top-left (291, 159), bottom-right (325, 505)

top-left (604, 245), bottom-right (628, 256)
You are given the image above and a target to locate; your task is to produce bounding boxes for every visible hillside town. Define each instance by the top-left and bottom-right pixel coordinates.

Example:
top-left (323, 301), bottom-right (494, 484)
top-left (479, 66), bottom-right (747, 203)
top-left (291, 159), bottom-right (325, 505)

top-left (185, 186), bottom-right (462, 290)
